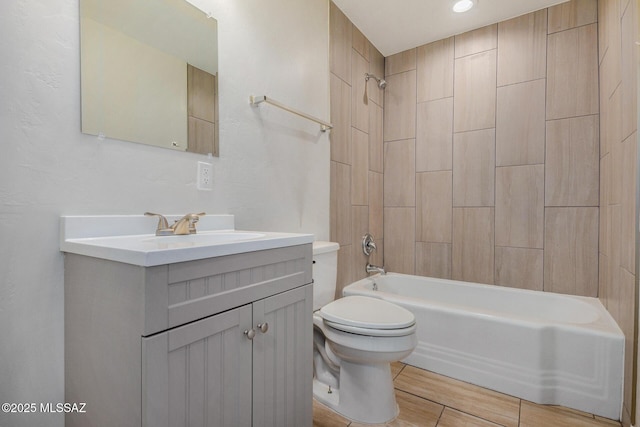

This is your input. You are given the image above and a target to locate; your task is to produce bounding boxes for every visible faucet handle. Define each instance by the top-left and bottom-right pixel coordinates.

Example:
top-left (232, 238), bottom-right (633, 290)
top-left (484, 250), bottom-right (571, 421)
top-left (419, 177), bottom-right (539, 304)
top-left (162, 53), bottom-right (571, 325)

top-left (186, 212), bottom-right (205, 234)
top-left (362, 233), bottom-right (377, 256)
top-left (171, 212), bottom-right (206, 235)
top-left (144, 212), bottom-right (170, 234)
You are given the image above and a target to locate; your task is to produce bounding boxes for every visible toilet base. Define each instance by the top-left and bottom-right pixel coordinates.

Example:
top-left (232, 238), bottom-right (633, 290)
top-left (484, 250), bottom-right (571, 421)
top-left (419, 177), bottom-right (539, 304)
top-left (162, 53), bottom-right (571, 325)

top-left (313, 361), bottom-right (399, 424)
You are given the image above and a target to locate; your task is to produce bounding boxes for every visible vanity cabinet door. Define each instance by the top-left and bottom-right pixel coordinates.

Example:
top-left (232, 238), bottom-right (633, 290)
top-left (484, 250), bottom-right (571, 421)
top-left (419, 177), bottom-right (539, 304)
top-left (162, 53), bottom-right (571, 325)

top-left (252, 284), bottom-right (313, 427)
top-left (143, 304), bottom-right (253, 427)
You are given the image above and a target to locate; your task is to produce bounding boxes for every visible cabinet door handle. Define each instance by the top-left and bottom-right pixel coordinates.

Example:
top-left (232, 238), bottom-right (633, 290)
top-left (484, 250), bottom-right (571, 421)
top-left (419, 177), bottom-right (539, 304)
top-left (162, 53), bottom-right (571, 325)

top-left (244, 329), bottom-right (256, 340)
top-left (257, 322), bottom-right (269, 333)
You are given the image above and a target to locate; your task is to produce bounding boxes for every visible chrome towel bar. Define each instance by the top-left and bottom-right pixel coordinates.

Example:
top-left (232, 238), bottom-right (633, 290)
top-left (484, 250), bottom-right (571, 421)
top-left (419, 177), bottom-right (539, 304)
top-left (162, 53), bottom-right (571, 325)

top-left (249, 95), bottom-right (333, 132)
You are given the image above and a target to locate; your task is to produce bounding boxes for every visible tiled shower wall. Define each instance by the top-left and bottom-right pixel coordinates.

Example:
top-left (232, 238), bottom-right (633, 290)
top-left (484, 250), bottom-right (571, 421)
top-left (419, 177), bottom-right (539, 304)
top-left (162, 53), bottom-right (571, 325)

top-left (383, 1), bottom-right (602, 296)
top-left (598, 0), bottom-right (637, 424)
top-left (330, 0), bottom-right (638, 422)
top-left (329, 3), bottom-right (385, 295)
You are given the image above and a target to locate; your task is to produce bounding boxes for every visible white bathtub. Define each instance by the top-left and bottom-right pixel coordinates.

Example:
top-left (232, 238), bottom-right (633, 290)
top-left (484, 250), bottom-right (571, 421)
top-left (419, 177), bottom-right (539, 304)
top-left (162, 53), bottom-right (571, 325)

top-left (343, 273), bottom-right (624, 419)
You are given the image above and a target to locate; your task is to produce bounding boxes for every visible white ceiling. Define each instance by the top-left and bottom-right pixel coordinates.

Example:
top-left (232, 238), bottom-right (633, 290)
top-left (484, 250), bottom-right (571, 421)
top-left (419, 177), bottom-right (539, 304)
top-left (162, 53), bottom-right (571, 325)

top-left (332, 0), bottom-right (569, 57)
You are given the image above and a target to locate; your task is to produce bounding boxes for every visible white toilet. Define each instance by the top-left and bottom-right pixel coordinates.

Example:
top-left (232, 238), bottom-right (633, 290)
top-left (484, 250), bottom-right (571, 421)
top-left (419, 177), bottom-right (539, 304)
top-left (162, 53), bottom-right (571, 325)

top-left (312, 241), bottom-right (417, 424)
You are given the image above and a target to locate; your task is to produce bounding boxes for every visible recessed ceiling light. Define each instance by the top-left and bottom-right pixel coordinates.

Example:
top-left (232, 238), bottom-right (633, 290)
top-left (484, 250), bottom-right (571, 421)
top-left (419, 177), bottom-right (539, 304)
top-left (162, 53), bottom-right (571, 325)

top-left (453, 0), bottom-right (475, 13)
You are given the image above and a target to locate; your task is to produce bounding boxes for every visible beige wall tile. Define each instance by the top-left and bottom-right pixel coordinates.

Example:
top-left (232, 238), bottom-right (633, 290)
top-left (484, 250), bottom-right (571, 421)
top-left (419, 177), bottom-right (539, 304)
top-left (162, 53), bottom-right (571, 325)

top-left (455, 25), bottom-right (498, 58)
top-left (496, 79), bottom-right (546, 166)
top-left (385, 48), bottom-right (416, 76)
top-left (546, 24), bottom-right (599, 120)
top-left (351, 25), bottom-right (369, 62)
top-left (621, 1), bottom-right (637, 140)
top-left (599, 81), bottom-right (622, 159)
top-left (335, 243), bottom-right (353, 297)
top-left (621, 0), bottom-right (632, 16)
top-left (609, 205), bottom-right (622, 280)
top-left (351, 206), bottom-right (369, 282)
top-left (620, 268), bottom-right (636, 410)
top-left (416, 98), bottom-right (453, 172)
top-left (601, 0), bottom-right (622, 73)
top-left (384, 207), bottom-right (415, 274)
top-left (369, 238), bottom-right (384, 270)
top-left (368, 171), bottom-right (383, 239)
top-left (610, 134), bottom-right (624, 206)
top-left (329, 2), bottom-right (352, 84)
top-left (545, 115), bottom-right (599, 206)
top-left (351, 49), bottom-right (369, 133)
top-left (369, 46), bottom-right (385, 108)
top-left (495, 247), bottom-right (544, 291)
top-left (330, 73), bottom-right (351, 164)
top-left (497, 10), bottom-right (547, 86)
top-left (548, 0), bottom-right (598, 34)
top-left (495, 165), bottom-right (544, 248)
top-left (620, 132), bottom-right (637, 273)
top-left (416, 37), bottom-right (454, 102)
top-left (452, 207), bottom-right (495, 284)
top-left (416, 242), bottom-right (452, 279)
top-left (599, 14), bottom-right (622, 102)
top-left (454, 50), bottom-right (497, 132)
top-left (330, 161), bottom-right (351, 246)
top-left (370, 45), bottom-right (385, 79)
top-left (351, 128), bottom-right (369, 205)
top-left (544, 207), bottom-right (598, 296)
top-left (384, 70), bottom-right (417, 141)
top-left (384, 139), bottom-right (415, 207)
top-left (417, 171), bottom-right (452, 243)
top-left (599, 155), bottom-right (610, 255)
top-left (369, 102), bottom-right (383, 172)
top-left (395, 366), bottom-right (519, 427)
top-left (599, 254), bottom-right (610, 310)
top-left (453, 129), bottom-right (495, 207)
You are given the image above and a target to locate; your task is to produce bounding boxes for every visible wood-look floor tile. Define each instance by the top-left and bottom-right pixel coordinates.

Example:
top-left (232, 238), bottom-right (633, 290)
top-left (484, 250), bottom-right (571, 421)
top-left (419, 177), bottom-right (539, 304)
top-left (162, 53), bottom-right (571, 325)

top-left (313, 398), bottom-right (350, 427)
top-left (391, 362), bottom-right (405, 379)
top-left (520, 400), bottom-right (621, 426)
top-left (349, 390), bottom-right (444, 427)
top-left (436, 407), bottom-right (503, 427)
top-left (594, 415), bottom-right (623, 426)
top-left (394, 366), bottom-right (519, 427)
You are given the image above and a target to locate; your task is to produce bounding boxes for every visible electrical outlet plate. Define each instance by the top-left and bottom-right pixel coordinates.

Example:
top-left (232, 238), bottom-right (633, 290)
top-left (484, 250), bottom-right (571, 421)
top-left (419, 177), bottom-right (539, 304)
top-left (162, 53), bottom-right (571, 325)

top-left (197, 161), bottom-right (213, 191)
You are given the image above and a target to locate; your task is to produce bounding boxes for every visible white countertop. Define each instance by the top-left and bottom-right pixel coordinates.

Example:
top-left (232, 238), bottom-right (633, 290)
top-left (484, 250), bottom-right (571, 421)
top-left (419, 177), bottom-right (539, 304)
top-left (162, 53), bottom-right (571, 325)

top-left (60, 215), bottom-right (314, 266)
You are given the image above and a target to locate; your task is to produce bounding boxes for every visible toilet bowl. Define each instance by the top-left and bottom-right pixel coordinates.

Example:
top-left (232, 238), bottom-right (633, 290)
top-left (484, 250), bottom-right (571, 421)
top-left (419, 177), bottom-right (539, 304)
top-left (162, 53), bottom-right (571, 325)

top-left (312, 242), bottom-right (417, 424)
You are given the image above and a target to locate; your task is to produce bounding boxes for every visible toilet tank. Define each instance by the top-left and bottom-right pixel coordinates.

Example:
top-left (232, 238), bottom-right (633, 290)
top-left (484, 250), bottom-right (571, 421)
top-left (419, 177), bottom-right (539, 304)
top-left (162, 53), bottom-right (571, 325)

top-left (312, 241), bottom-right (340, 311)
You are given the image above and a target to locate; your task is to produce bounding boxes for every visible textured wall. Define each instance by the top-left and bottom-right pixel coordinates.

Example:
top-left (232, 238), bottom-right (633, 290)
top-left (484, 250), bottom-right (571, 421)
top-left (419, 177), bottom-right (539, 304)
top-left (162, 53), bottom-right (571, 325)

top-left (382, 0), bottom-right (601, 297)
top-left (0, 1), bottom-right (329, 426)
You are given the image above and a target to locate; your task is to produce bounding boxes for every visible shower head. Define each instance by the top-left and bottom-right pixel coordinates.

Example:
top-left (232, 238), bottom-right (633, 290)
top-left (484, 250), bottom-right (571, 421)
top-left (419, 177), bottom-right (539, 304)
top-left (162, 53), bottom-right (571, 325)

top-left (365, 73), bottom-right (387, 89)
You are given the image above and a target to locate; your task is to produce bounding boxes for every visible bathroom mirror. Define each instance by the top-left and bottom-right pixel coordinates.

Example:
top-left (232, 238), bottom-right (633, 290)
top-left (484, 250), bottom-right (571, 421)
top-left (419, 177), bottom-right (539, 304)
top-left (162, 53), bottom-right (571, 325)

top-left (80, 0), bottom-right (219, 156)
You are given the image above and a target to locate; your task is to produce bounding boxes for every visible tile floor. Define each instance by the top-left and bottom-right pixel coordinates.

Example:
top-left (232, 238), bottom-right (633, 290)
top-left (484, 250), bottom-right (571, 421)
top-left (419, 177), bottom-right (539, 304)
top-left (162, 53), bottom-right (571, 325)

top-left (313, 363), bottom-right (622, 427)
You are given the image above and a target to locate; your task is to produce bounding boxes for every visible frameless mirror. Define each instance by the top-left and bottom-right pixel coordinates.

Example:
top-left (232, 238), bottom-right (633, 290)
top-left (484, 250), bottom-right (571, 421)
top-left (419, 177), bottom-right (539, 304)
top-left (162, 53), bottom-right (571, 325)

top-left (80, 0), bottom-right (219, 155)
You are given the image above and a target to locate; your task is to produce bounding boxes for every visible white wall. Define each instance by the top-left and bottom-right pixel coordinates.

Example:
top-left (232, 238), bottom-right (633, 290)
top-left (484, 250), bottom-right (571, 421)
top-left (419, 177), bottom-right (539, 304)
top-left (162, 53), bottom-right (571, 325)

top-left (0, 0), bottom-right (329, 425)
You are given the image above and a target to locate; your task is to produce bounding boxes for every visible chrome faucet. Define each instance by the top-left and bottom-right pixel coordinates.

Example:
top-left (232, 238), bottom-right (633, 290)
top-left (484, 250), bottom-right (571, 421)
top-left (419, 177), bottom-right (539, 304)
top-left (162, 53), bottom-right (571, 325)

top-left (145, 212), bottom-right (205, 236)
top-left (366, 263), bottom-right (386, 276)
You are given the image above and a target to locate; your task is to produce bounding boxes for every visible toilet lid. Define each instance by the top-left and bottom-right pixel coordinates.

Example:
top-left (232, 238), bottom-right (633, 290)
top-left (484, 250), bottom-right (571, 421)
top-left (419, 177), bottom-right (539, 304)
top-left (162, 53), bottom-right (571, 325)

top-left (319, 296), bottom-right (415, 330)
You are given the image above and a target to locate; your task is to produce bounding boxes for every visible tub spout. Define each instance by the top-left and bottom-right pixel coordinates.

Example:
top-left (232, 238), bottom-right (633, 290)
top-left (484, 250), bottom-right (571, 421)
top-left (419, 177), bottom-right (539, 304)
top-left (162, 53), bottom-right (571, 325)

top-left (366, 263), bottom-right (386, 275)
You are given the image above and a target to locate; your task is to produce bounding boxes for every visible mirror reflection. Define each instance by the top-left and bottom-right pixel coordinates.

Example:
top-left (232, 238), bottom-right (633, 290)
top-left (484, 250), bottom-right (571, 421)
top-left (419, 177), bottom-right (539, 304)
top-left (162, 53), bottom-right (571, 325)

top-left (80, 0), bottom-right (219, 155)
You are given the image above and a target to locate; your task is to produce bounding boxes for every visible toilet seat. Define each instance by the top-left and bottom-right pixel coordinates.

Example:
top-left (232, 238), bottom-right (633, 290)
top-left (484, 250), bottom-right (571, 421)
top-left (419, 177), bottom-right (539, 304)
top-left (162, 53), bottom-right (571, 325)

top-left (319, 295), bottom-right (415, 336)
top-left (324, 319), bottom-right (417, 337)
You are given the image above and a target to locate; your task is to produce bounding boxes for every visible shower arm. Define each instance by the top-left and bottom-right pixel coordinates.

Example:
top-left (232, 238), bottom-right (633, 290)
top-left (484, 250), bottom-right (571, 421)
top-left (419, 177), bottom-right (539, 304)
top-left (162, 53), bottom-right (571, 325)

top-left (364, 73), bottom-right (387, 89)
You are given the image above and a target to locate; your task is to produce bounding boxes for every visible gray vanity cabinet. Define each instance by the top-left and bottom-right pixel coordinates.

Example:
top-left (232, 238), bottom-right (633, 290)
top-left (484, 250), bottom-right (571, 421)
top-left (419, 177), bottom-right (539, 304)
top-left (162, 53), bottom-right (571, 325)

top-left (65, 244), bottom-right (313, 427)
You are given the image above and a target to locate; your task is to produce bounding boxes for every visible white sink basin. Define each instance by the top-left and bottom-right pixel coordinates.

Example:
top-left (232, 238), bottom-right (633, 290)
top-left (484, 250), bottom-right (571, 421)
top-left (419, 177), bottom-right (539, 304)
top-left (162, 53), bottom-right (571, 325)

top-left (60, 215), bottom-right (314, 266)
top-left (140, 231), bottom-right (267, 246)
